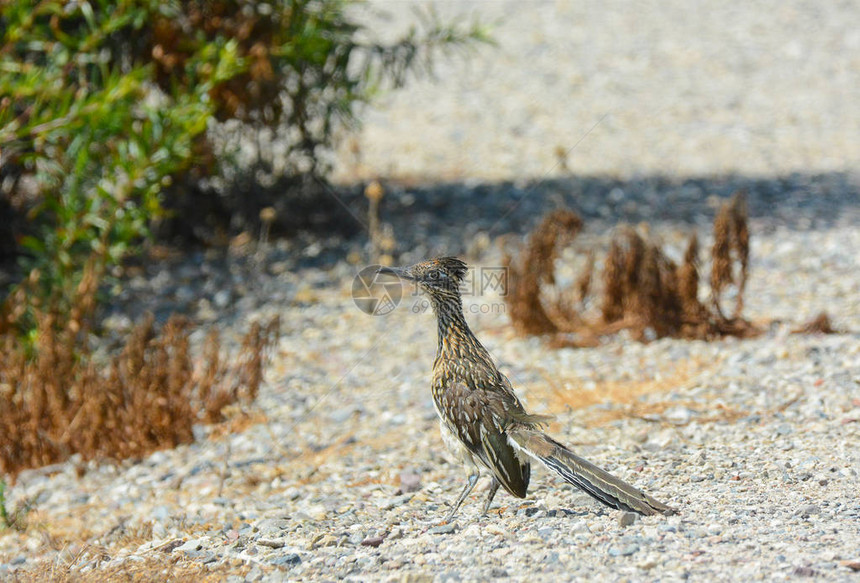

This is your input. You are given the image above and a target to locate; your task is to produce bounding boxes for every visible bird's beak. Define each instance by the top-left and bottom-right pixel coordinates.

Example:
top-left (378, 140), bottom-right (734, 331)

top-left (376, 265), bottom-right (415, 281)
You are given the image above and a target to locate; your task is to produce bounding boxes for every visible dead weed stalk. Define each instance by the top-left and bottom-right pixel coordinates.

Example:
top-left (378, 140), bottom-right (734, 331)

top-left (0, 298), bottom-right (280, 481)
top-left (504, 192), bottom-right (761, 344)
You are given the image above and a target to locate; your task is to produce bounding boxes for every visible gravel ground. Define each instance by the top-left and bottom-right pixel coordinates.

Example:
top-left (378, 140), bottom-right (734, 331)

top-left (1, 211), bottom-right (858, 582)
top-left (2, 1), bottom-right (860, 581)
top-left (336, 0), bottom-right (859, 182)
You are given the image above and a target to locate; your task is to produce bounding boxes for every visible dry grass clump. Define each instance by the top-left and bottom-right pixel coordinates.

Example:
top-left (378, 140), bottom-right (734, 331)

top-left (504, 192), bottom-right (761, 344)
top-left (711, 191), bottom-right (749, 319)
top-left (0, 303), bottom-right (279, 481)
top-left (503, 209), bottom-right (583, 336)
top-left (10, 553), bottom-right (252, 583)
top-left (791, 312), bottom-right (840, 335)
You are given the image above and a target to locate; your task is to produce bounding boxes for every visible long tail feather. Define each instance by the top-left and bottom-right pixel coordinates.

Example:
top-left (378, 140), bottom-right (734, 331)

top-left (509, 429), bottom-right (676, 516)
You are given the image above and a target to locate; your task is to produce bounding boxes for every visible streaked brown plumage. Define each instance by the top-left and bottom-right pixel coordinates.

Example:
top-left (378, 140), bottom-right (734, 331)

top-left (379, 257), bottom-right (676, 520)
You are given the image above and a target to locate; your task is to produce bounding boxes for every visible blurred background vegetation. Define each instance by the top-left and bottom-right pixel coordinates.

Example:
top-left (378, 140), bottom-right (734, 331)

top-left (0, 0), bottom-right (488, 479)
top-left (0, 0), bottom-right (488, 335)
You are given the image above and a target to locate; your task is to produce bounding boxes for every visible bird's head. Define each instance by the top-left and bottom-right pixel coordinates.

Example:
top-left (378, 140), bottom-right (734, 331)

top-left (377, 257), bottom-right (468, 300)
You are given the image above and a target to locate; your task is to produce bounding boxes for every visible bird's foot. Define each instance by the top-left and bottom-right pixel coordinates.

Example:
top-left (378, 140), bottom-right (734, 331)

top-left (480, 506), bottom-right (506, 519)
top-left (438, 511), bottom-right (457, 526)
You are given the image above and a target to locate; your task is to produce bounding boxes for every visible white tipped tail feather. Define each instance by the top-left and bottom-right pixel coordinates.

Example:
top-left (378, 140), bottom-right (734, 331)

top-left (509, 429), bottom-right (676, 516)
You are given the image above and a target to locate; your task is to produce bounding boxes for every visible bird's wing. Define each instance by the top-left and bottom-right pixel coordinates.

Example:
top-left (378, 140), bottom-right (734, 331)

top-left (439, 382), bottom-right (530, 498)
top-left (492, 372), bottom-right (555, 427)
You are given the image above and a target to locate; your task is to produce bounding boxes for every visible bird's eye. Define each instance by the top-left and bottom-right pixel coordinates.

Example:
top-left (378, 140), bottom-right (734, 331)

top-left (427, 270), bottom-right (439, 280)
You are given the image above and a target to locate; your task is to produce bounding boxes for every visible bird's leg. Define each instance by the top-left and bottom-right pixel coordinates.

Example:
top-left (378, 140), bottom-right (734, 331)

top-left (481, 478), bottom-right (501, 516)
top-left (444, 471), bottom-right (479, 523)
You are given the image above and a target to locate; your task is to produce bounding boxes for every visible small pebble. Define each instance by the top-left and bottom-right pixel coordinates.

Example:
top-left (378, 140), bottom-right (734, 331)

top-left (619, 512), bottom-right (638, 527)
top-left (429, 524), bottom-right (457, 535)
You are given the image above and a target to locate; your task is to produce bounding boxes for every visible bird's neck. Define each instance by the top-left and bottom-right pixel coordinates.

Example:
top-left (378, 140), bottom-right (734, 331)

top-left (432, 295), bottom-right (492, 364)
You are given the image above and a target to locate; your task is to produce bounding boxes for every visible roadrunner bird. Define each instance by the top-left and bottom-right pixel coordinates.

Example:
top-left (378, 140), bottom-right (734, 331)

top-left (379, 257), bottom-right (675, 521)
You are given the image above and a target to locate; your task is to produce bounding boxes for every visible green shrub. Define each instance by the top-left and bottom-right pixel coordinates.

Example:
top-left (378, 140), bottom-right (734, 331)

top-left (0, 477), bottom-right (29, 530)
top-left (1, 0), bottom-right (242, 334)
top-left (1, 0), bottom-right (490, 333)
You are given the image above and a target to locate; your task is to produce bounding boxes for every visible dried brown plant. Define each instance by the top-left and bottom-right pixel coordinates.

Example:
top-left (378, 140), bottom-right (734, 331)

top-left (600, 233), bottom-right (627, 325)
top-left (597, 227), bottom-right (685, 340)
top-left (503, 209), bottom-right (583, 336)
top-left (0, 299), bottom-right (280, 480)
top-left (711, 191), bottom-right (749, 319)
top-left (574, 251), bottom-right (595, 304)
top-left (678, 234), bottom-right (704, 318)
top-left (504, 191), bottom-right (764, 345)
top-left (791, 312), bottom-right (840, 335)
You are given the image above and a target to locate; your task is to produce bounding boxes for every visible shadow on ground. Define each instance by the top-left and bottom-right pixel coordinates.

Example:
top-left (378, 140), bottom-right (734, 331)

top-left (3, 171), bottom-right (857, 279)
top-left (5, 171), bottom-right (853, 326)
top-left (329, 171), bottom-right (858, 258)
